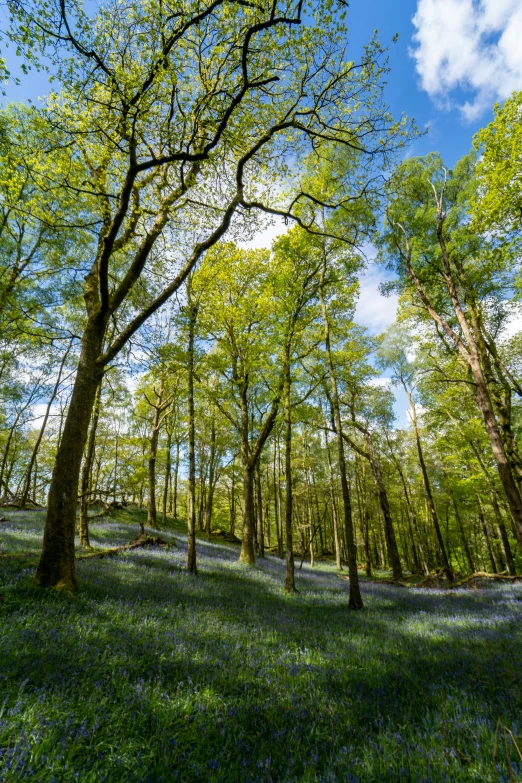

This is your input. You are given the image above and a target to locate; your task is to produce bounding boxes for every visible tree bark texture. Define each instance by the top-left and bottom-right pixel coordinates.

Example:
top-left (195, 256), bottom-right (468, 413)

top-left (79, 379), bottom-right (103, 549)
top-left (187, 290), bottom-right (198, 575)
top-left (35, 322), bottom-right (105, 589)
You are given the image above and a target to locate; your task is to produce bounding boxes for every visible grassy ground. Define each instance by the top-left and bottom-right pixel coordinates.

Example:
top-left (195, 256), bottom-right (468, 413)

top-left (0, 509), bottom-right (521, 783)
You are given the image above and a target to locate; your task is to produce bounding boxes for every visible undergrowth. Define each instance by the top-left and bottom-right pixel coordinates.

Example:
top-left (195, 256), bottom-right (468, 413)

top-left (0, 509), bottom-right (521, 782)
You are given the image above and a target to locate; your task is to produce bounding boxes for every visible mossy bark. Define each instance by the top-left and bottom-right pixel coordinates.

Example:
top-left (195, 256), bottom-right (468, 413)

top-left (35, 322), bottom-right (105, 589)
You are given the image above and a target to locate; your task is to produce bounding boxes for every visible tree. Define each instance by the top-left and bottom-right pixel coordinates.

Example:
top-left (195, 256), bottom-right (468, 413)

top-left (270, 228), bottom-right (323, 589)
top-left (380, 153), bottom-right (522, 552)
top-left (473, 91), bottom-right (522, 234)
top-left (378, 325), bottom-right (453, 579)
top-left (0, 104), bottom-right (80, 341)
top-left (11, 0), bottom-right (409, 589)
top-left (194, 244), bottom-right (285, 565)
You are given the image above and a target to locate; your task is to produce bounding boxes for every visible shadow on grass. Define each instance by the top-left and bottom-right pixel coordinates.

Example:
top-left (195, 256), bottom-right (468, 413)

top-left (1, 514), bottom-right (521, 782)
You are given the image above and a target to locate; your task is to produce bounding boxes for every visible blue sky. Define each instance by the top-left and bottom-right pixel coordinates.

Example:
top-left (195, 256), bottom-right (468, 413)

top-left (3, 0), bottom-right (522, 425)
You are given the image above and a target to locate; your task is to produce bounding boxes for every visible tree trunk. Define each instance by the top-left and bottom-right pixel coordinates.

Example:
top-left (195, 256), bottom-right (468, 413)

top-left (197, 444), bottom-right (207, 532)
top-left (32, 458), bottom-right (37, 503)
top-left (363, 510), bottom-right (372, 577)
top-left (239, 379), bottom-right (256, 565)
top-left (229, 457), bottom-right (237, 537)
top-left (311, 472), bottom-right (323, 556)
top-left (265, 460), bottom-right (271, 549)
top-left (477, 496), bottom-right (498, 573)
top-left (404, 222), bottom-right (522, 551)
top-left (147, 414), bottom-right (161, 528)
top-left (0, 409), bottom-right (25, 497)
top-left (162, 427), bottom-right (172, 526)
top-left (471, 308), bottom-right (522, 493)
top-left (256, 461), bottom-right (265, 558)
top-left (490, 491), bottom-right (516, 575)
top-left (34, 321), bottom-right (105, 589)
top-left (172, 440), bottom-right (179, 520)
top-left (325, 429), bottom-right (342, 571)
top-left (452, 496), bottom-right (475, 573)
top-left (79, 380), bottom-right (103, 549)
top-left (473, 364), bottom-right (522, 549)
top-left (387, 439), bottom-right (430, 576)
top-left (284, 374), bottom-right (296, 591)
top-left (204, 418), bottom-right (217, 540)
top-left (187, 287), bottom-right (198, 575)
top-left (273, 441), bottom-right (283, 558)
top-left (113, 433), bottom-right (119, 506)
top-left (365, 432), bottom-right (403, 581)
top-left (21, 343), bottom-right (71, 508)
top-left (411, 416), bottom-right (453, 580)
top-left (240, 462), bottom-right (256, 565)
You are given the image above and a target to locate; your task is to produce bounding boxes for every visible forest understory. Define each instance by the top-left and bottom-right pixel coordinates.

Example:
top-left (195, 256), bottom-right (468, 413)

top-left (1, 507), bottom-right (521, 783)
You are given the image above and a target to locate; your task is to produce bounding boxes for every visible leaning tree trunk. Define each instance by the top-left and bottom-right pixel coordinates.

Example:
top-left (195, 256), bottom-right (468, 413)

top-left (472, 363), bottom-right (522, 550)
top-left (471, 308), bottom-right (522, 493)
top-left (403, 219), bottom-right (522, 552)
top-left (79, 379), bottom-right (103, 549)
top-left (34, 321), bottom-right (105, 589)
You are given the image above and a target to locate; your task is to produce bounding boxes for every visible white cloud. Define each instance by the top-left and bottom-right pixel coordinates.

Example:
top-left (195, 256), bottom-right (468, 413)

top-left (239, 217), bottom-right (288, 250)
top-left (502, 304), bottom-right (522, 339)
top-left (29, 403), bottom-right (59, 430)
top-left (411, 0), bottom-right (522, 120)
top-left (355, 266), bottom-right (399, 334)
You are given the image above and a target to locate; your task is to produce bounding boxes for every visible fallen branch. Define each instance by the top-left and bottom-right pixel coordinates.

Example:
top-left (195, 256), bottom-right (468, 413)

top-left (89, 500), bottom-right (127, 519)
top-left (449, 571), bottom-right (522, 588)
top-left (212, 529), bottom-right (242, 544)
top-left (0, 550), bottom-right (40, 559)
top-left (76, 535), bottom-right (174, 560)
top-left (415, 572), bottom-right (445, 588)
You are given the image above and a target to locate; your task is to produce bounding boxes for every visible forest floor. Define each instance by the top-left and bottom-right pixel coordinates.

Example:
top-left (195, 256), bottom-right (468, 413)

top-left (0, 508), bottom-right (521, 783)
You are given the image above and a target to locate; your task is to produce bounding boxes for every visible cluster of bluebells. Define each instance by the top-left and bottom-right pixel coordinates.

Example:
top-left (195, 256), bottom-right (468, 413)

top-left (0, 510), bottom-right (521, 782)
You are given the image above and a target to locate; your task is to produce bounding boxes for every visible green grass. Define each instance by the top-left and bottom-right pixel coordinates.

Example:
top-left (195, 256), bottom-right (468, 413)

top-left (0, 508), bottom-right (521, 782)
